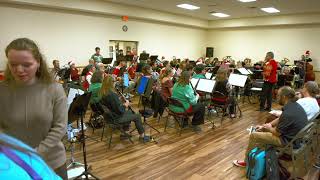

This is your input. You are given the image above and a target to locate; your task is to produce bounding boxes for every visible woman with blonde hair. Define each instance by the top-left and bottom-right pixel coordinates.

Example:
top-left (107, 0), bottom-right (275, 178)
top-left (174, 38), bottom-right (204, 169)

top-left (159, 67), bottom-right (174, 101)
top-left (214, 68), bottom-right (236, 118)
top-left (0, 38), bottom-right (67, 179)
top-left (99, 75), bottom-right (150, 142)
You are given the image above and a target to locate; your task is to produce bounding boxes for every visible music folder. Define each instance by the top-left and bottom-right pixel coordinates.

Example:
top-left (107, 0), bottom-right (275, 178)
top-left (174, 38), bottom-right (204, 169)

top-left (196, 79), bottom-right (216, 93)
top-left (228, 73), bottom-right (248, 87)
top-left (191, 78), bottom-right (199, 88)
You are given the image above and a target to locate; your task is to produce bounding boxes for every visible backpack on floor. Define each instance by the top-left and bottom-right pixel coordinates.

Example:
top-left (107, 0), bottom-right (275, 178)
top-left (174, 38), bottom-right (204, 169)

top-left (265, 146), bottom-right (280, 180)
top-left (265, 146), bottom-right (290, 180)
top-left (246, 147), bottom-right (266, 180)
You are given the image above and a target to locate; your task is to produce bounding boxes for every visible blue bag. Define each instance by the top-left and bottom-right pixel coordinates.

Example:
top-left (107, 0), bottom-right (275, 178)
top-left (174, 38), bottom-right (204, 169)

top-left (246, 147), bottom-right (266, 180)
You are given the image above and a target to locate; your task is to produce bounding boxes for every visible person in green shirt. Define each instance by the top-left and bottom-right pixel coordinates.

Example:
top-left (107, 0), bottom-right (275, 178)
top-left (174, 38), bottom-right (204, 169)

top-left (91, 47), bottom-right (103, 63)
top-left (192, 64), bottom-right (206, 79)
top-left (88, 70), bottom-right (103, 105)
top-left (169, 71), bottom-right (205, 132)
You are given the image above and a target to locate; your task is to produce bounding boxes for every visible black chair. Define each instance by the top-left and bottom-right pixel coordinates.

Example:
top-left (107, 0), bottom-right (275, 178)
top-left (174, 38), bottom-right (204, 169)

top-left (210, 91), bottom-right (231, 126)
top-left (249, 79), bottom-right (264, 103)
top-left (139, 96), bottom-right (160, 134)
top-left (88, 103), bottom-right (105, 134)
top-left (101, 105), bottom-right (133, 149)
top-left (165, 97), bottom-right (192, 136)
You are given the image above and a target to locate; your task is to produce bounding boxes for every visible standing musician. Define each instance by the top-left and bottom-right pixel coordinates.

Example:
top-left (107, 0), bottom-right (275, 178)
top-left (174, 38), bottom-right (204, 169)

top-left (260, 51), bottom-right (278, 111)
top-left (304, 51), bottom-right (315, 82)
top-left (99, 75), bottom-right (150, 142)
top-left (169, 71), bottom-right (205, 133)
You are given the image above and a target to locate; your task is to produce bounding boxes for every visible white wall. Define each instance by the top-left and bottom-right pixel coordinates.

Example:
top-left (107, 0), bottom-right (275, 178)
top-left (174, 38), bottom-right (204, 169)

top-left (0, 5), bottom-right (207, 69)
top-left (208, 25), bottom-right (320, 70)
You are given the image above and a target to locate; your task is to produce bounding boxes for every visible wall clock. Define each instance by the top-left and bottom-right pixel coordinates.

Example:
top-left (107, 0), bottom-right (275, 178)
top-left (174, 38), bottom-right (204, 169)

top-left (122, 25), bottom-right (128, 32)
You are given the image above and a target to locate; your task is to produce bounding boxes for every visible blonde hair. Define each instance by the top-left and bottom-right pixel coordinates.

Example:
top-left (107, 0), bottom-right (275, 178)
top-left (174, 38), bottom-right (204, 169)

top-left (99, 75), bottom-right (114, 97)
top-left (160, 67), bottom-right (173, 80)
top-left (216, 68), bottom-right (228, 82)
top-left (4, 38), bottom-right (52, 85)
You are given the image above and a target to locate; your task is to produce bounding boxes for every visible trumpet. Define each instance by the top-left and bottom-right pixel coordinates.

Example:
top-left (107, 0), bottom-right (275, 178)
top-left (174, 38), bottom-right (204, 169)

top-left (115, 88), bottom-right (135, 113)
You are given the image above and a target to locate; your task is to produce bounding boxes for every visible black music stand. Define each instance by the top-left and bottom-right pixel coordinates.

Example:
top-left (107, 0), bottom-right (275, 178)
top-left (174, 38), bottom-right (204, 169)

top-left (150, 55), bottom-right (158, 62)
top-left (228, 74), bottom-right (247, 118)
top-left (102, 58), bottom-right (113, 65)
top-left (69, 92), bottom-right (99, 180)
top-left (135, 76), bottom-right (160, 135)
top-left (139, 53), bottom-right (149, 61)
top-left (125, 55), bottom-right (134, 62)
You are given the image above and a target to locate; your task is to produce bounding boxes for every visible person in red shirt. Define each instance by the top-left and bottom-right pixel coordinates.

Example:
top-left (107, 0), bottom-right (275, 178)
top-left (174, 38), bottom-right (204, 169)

top-left (260, 52), bottom-right (278, 111)
top-left (69, 61), bottom-right (80, 82)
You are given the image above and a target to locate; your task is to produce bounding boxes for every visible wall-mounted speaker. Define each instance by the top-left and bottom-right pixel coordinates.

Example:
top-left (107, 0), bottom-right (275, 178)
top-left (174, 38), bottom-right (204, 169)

top-left (206, 47), bottom-right (214, 57)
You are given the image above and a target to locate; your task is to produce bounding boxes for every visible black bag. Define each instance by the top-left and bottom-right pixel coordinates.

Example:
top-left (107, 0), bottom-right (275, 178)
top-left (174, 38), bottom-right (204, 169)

top-left (266, 146), bottom-right (280, 180)
top-left (266, 146), bottom-right (290, 180)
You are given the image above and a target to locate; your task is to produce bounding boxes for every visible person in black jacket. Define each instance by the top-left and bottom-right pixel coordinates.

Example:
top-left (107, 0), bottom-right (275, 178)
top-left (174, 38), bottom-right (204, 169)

top-left (99, 75), bottom-right (150, 142)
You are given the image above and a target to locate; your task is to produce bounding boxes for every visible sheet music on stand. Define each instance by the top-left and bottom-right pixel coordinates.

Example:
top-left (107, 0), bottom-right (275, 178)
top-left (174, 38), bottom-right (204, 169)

top-left (205, 72), bottom-right (213, 79)
top-left (191, 78), bottom-right (199, 88)
top-left (67, 88), bottom-right (84, 110)
top-left (247, 69), bottom-right (253, 74)
top-left (228, 73), bottom-right (248, 87)
top-left (237, 68), bottom-right (250, 75)
top-left (196, 79), bottom-right (216, 93)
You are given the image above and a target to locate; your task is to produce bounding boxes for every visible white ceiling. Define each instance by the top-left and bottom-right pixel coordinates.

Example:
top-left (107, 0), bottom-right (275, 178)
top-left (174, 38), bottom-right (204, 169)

top-left (104, 0), bottom-right (320, 20)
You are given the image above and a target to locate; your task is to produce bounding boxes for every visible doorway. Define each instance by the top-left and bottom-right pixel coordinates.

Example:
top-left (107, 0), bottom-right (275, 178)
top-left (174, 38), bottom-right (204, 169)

top-left (109, 40), bottom-right (138, 65)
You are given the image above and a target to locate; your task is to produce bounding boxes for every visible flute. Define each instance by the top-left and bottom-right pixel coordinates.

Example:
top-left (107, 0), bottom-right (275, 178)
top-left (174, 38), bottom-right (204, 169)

top-left (115, 88), bottom-right (135, 113)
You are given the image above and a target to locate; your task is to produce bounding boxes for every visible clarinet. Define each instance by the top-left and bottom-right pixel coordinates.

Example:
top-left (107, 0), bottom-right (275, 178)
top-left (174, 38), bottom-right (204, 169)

top-left (115, 88), bottom-right (135, 113)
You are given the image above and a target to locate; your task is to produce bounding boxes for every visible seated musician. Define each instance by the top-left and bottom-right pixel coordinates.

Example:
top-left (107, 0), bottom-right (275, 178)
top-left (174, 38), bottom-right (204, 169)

top-left (160, 67), bottom-right (174, 102)
top-left (192, 64), bottom-right (206, 79)
top-left (69, 61), bottom-right (80, 82)
top-left (112, 59), bottom-right (126, 79)
top-left (214, 68), bottom-right (236, 118)
top-left (169, 71), bottom-right (205, 132)
top-left (99, 75), bottom-right (150, 142)
top-left (176, 61), bottom-right (187, 77)
top-left (51, 59), bottom-right (61, 81)
top-left (128, 61), bottom-right (137, 80)
top-left (233, 86), bottom-right (308, 167)
top-left (296, 81), bottom-right (320, 120)
top-left (82, 64), bottom-right (96, 91)
top-left (88, 71), bottom-right (103, 105)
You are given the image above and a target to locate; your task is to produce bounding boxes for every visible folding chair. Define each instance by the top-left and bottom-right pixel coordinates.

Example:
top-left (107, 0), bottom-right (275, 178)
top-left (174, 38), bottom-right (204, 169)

top-left (165, 97), bottom-right (192, 136)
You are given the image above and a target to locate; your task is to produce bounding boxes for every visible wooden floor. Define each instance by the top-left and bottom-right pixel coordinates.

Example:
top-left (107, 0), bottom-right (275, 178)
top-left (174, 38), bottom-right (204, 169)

top-left (68, 97), bottom-right (320, 180)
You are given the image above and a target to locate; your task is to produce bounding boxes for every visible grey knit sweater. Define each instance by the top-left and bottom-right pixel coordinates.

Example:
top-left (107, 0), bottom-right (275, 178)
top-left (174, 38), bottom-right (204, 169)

top-left (0, 81), bottom-right (67, 169)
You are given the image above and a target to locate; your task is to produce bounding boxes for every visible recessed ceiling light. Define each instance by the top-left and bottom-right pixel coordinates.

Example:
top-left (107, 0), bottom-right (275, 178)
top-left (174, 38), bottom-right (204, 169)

top-left (261, 7), bottom-right (280, 13)
top-left (211, 12), bottom-right (230, 18)
top-left (177, 4), bottom-right (200, 10)
top-left (238, 0), bottom-right (256, 2)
